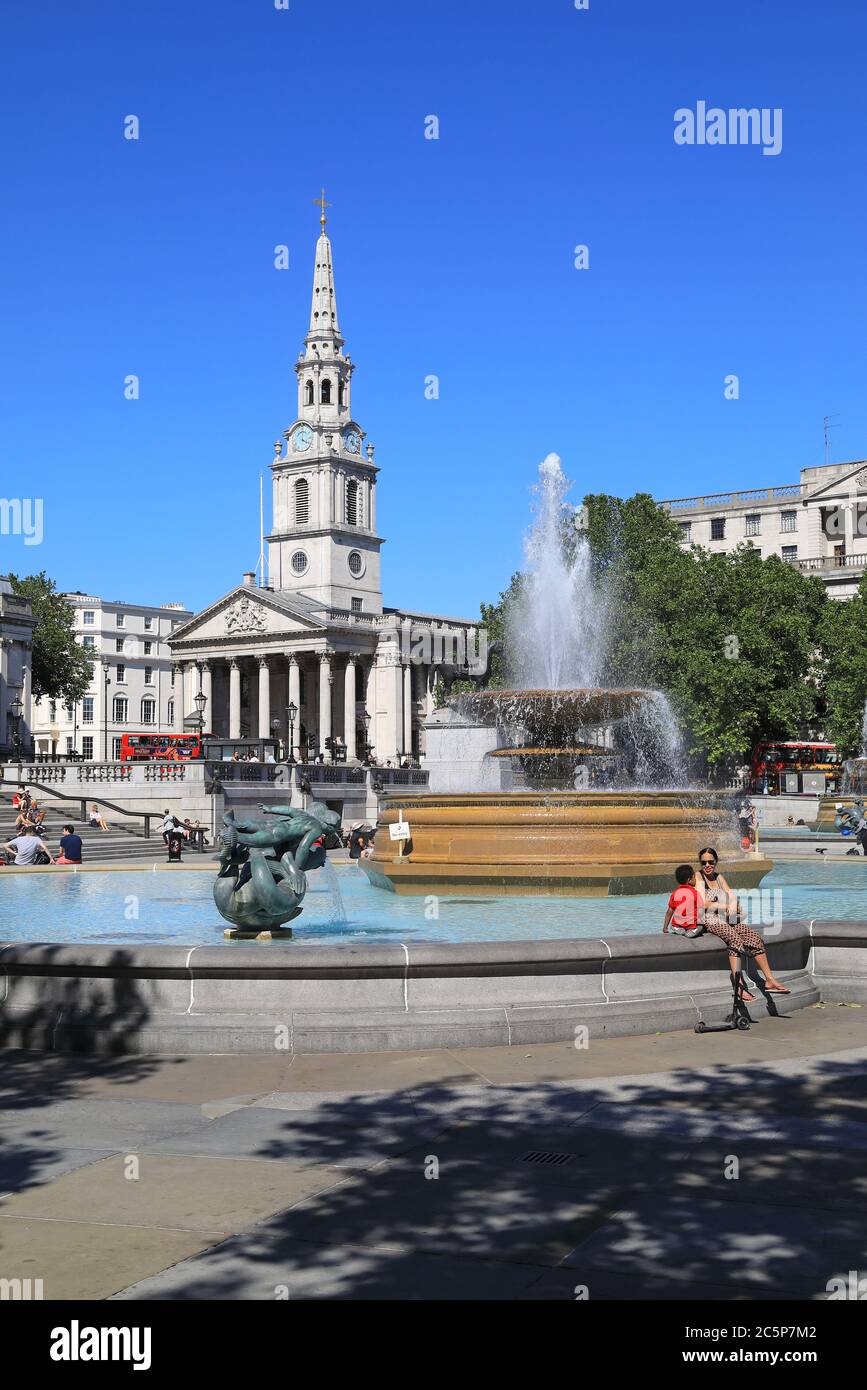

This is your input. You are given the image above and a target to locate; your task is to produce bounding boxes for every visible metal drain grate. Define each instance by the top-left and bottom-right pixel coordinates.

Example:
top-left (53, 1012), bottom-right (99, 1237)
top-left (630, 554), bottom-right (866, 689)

top-left (518, 1149), bottom-right (577, 1167)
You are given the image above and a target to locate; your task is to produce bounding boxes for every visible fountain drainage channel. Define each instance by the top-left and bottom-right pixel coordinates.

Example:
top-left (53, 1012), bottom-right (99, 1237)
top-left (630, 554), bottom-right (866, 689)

top-left (0, 865), bottom-right (865, 1054)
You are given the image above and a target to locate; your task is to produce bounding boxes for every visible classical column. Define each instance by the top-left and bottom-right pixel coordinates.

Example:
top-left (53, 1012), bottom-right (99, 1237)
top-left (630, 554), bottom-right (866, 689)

top-left (258, 656), bottom-right (271, 739)
top-left (229, 660), bottom-right (241, 740)
top-left (319, 652), bottom-right (332, 760)
top-left (22, 652), bottom-right (32, 751)
top-left (200, 661), bottom-right (213, 731)
top-left (344, 657), bottom-right (357, 762)
top-left (403, 663), bottom-right (413, 760)
top-left (288, 656), bottom-right (301, 759)
top-left (173, 664), bottom-right (185, 733)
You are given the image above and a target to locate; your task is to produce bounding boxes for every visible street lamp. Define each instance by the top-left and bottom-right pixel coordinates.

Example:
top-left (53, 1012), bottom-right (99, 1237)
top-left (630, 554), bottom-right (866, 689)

top-left (193, 689), bottom-right (207, 757)
top-left (11, 694), bottom-right (23, 781)
top-left (286, 701), bottom-right (298, 765)
top-left (101, 661), bottom-right (111, 761)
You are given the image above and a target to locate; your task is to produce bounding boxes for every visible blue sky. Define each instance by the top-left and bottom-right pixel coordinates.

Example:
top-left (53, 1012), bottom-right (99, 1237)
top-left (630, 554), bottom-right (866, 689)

top-left (2, 0), bottom-right (866, 617)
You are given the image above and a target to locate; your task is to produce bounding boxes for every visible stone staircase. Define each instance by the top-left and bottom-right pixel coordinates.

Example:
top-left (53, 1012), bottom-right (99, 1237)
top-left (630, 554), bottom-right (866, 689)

top-left (0, 799), bottom-right (216, 866)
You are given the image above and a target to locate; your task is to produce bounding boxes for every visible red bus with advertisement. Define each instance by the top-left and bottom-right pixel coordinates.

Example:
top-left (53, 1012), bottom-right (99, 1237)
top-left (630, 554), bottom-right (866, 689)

top-left (119, 733), bottom-right (209, 762)
top-left (749, 740), bottom-right (842, 795)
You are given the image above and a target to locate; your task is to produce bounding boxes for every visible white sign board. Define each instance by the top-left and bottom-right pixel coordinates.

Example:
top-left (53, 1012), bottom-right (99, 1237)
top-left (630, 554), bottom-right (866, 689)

top-left (389, 821), bottom-right (411, 842)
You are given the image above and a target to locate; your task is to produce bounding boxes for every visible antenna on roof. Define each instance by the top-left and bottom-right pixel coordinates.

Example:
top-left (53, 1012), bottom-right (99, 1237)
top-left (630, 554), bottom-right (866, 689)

top-left (258, 474), bottom-right (266, 587)
top-left (823, 414), bottom-right (841, 467)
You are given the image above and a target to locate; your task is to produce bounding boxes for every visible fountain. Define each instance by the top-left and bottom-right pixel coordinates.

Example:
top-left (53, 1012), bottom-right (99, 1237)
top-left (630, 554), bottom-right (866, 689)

top-left (363, 454), bottom-right (773, 897)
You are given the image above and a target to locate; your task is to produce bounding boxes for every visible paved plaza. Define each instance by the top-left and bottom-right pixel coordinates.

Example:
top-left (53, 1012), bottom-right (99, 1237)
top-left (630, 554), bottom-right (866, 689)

top-left (2, 1006), bottom-right (866, 1301)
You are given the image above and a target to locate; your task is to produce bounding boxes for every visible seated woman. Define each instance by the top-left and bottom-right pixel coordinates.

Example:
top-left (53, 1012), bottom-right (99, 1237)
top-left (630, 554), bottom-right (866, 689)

top-left (696, 847), bottom-right (790, 1001)
top-left (89, 804), bottom-right (110, 831)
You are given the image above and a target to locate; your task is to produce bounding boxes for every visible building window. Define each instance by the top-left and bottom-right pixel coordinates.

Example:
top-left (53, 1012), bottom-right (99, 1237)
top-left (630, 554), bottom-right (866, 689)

top-left (291, 549), bottom-right (309, 576)
top-left (141, 698), bottom-right (155, 725)
top-left (82, 736), bottom-right (93, 759)
top-left (49, 700), bottom-right (57, 721)
top-left (346, 480), bottom-right (359, 526)
top-left (144, 615), bottom-right (153, 630)
top-left (348, 550), bottom-right (364, 577)
top-left (338, 379), bottom-right (345, 407)
top-left (294, 478), bottom-right (309, 526)
top-left (305, 379), bottom-right (314, 405)
top-left (710, 518), bottom-right (726, 541)
top-left (116, 664), bottom-right (125, 682)
top-left (115, 637), bottom-right (124, 653)
top-left (113, 696), bottom-right (128, 723)
top-left (144, 666), bottom-right (153, 684)
top-left (745, 514), bottom-right (761, 537)
top-left (351, 597), bottom-right (363, 614)
top-left (112, 737), bottom-right (123, 759)
top-left (167, 700), bottom-right (174, 724)
top-left (144, 641), bottom-right (152, 655)
top-left (170, 669), bottom-right (175, 687)
top-left (82, 697), bottom-right (94, 723)
top-left (82, 634), bottom-right (95, 649)
top-left (678, 522), bottom-right (691, 542)
top-left (781, 545), bottom-right (798, 563)
top-left (65, 736), bottom-right (73, 754)
top-left (780, 510), bottom-right (797, 533)
top-left (82, 610), bottom-right (94, 625)
top-left (320, 378), bottom-right (331, 405)
top-left (116, 613), bottom-right (125, 628)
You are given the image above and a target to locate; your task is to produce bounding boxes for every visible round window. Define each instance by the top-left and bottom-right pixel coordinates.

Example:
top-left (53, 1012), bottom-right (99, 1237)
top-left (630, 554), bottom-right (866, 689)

top-left (291, 550), bottom-right (309, 576)
top-left (348, 551), bottom-right (364, 577)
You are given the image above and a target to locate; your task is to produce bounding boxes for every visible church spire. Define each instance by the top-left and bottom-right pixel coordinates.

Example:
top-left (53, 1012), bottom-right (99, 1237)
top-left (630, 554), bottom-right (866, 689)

top-left (306, 189), bottom-right (342, 351)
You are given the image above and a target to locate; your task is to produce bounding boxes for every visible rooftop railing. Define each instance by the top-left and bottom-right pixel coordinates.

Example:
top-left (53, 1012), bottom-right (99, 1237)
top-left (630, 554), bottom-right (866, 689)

top-left (662, 485), bottom-right (805, 512)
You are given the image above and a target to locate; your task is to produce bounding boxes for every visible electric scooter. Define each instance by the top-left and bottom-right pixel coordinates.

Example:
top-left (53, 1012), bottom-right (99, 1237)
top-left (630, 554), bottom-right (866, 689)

top-left (695, 948), bottom-right (751, 1033)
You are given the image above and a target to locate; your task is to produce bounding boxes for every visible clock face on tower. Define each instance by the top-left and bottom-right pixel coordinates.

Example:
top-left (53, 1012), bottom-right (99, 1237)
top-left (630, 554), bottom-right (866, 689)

top-left (343, 429), bottom-right (360, 455)
top-left (293, 425), bottom-right (313, 453)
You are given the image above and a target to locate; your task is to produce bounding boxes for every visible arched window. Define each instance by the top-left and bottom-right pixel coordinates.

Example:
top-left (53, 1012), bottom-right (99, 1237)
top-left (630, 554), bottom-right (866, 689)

top-left (305, 379), bottom-right (314, 405)
top-left (113, 696), bottom-right (128, 724)
top-left (338, 379), bottom-right (345, 407)
top-left (294, 478), bottom-right (309, 525)
top-left (346, 480), bottom-right (359, 526)
top-left (320, 378), bottom-right (331, 405)
top-left (141, 698), bottom-right (155, 725)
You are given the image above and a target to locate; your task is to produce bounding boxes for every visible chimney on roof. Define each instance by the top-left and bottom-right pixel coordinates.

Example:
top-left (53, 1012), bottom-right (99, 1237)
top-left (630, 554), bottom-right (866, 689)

top-left (243, 571), bottom-right (256, 587)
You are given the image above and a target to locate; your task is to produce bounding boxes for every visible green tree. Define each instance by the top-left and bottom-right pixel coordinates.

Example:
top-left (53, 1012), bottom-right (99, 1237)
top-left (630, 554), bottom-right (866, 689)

top-left (8, 572), bottom-right (94, 704)
top-left (817, 573), bottom-right (867, 754)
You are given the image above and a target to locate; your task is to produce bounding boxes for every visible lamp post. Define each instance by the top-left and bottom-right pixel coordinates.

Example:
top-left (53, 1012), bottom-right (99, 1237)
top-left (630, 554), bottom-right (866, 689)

top-left (286, 701), bottom-right (298, 765)
top-left (11, 694), bottom-right (23, 782)
top-left (193, 688), bottom-right (207, 756)
top-left (101, 661), bottom-right (111, 761)
top-left (271, 717), bottom-right (282, 762)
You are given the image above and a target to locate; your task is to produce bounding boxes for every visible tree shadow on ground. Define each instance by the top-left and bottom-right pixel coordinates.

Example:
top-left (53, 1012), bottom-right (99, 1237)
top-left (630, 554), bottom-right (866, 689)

top-left (116, 1052), bottom-right (867, 1301)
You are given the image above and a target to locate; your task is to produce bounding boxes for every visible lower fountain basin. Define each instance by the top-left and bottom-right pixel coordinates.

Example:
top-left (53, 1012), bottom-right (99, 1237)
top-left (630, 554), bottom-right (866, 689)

top-left (363, 790), bottom-right (773, 897)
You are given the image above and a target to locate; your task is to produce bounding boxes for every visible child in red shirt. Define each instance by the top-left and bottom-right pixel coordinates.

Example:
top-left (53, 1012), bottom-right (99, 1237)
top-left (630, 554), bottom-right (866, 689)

top-left (663, 864), bottom-right (703, 936)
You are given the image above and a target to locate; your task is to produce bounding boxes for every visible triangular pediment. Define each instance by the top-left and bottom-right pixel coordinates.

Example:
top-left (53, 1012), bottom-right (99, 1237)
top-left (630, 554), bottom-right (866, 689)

top-left (803, 460), bottom-right (867, 503)
top-left (171, 587), bottom-right (328, 645)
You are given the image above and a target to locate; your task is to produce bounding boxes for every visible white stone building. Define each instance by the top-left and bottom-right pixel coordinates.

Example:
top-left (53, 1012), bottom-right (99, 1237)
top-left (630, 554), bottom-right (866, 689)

top-left (169, 209), bottom-right (479, 763)
top-left (0, 578), bottom-right (36, 756)
top-left (660, 459), bottom-right (867, 598)
top-left (31, 595), bottom-right (193, 758)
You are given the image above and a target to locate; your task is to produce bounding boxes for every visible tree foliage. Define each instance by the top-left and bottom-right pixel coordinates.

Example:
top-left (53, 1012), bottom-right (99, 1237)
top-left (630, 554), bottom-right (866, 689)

top-left (8, 572), bottom-right (94, 705)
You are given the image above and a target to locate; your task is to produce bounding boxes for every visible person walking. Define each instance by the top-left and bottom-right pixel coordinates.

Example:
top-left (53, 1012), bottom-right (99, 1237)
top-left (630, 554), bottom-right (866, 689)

top-left (696, 847), bottom-right (790, 1000)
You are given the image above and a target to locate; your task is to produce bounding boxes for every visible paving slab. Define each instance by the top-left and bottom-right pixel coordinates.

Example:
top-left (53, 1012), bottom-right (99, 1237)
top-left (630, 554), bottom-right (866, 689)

top-left (560, 1194), bottom-right (867, 1296)
top-left (0, 1154), bottom-right (351, 1234)
top-left (0, 1214), bottom-right (225, 1301)
top-left (0, 1098), bottom-right (213, 1151)
top-left (113, 1233), bottom-right (544, 1301)
top-left (0, 1145), bottom-right (118, 1197)
top-left (517, 1267), bottom-right (797, 1300)
top-left (139, 1104), bottom-right (450, 1168)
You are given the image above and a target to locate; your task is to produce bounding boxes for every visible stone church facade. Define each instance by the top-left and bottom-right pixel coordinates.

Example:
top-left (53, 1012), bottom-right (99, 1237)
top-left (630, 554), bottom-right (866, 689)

top-left (169, 211), bottom-right (479, 763)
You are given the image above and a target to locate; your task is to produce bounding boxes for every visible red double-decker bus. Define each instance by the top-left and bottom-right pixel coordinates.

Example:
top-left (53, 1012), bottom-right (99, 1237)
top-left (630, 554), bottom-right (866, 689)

top-left (119, 733), bottom-right (209, 762)
top-left (750, 740), bottom-right (842, 795)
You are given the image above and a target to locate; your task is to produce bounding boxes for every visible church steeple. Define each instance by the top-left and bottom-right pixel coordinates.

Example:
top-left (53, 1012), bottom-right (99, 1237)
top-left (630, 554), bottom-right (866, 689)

top-left (267, 198), bottom-right (383, 615)
top-left (305, 189), bottom-right (343, 353)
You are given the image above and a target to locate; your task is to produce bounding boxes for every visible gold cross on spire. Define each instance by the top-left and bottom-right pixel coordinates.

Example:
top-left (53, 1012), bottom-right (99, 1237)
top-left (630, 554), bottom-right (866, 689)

top-left (313, 187), bottom-right (332, 231)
